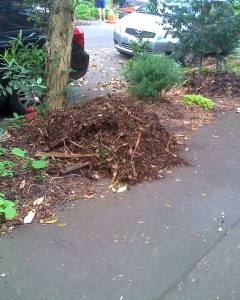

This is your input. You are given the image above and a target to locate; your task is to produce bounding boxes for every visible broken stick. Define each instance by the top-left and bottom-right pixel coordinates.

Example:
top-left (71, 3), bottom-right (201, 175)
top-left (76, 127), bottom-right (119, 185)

top-left (35, 151), bottom-right (98, 159)
top-left (61, 162), bottom-right (90, 174)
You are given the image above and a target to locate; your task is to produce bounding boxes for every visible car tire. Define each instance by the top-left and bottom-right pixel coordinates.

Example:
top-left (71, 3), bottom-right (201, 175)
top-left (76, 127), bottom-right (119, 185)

top-left (7, 90), bottom-right (41, 115)
top-left (180, 53), bottom-right (194, 67)
top-left (8, 91), bottom-right (27, 115)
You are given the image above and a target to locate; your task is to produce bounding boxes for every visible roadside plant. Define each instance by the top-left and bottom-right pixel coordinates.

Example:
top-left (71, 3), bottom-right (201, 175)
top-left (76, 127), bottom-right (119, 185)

top-left (160, 0), bottom-right (240, 82)
top-left (130, 34), bottom-right (151, 58)
top-left (0, 193), bottom-right (17, 221)
top-left (11, 148), bottom-right (48, 170)
top-left (74, 0), bottom-right (110, 19)
top-left (182, 94), bottom-right (214, 110)
top-left (0, 160), bottom-right (14, 177)
top-left (0, 145), bottom-right (7, 155)
top-left (121, 54), bottom-right (182, 98)
top-left (0, 30), bottom-right (47, 99)
top-left (1, 113), bottom-right (26, 130)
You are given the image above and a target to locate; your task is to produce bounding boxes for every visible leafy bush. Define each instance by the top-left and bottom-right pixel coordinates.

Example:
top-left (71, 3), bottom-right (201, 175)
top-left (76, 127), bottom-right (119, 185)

top-left (161, 0), bottom-right (240, 74)
top-left (121, 54), bottom-right (182, 98)
top-left (233, 3), bottom-right (240, 9)
top-left (74, 0), bottom-right (110, 19)
top-left (182, 94), bottom-right (214, 110)
top-left (0, 30), bottom-right (47, 99)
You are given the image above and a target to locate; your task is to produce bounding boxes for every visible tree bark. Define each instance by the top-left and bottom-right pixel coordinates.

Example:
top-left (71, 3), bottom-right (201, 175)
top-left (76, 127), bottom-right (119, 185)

top-left (46, 0), bottom-right (75, 109)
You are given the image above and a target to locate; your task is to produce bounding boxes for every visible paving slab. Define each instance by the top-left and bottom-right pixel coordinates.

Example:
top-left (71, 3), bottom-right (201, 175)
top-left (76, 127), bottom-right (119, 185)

top-left (0, 110), bottom-right (240, 300)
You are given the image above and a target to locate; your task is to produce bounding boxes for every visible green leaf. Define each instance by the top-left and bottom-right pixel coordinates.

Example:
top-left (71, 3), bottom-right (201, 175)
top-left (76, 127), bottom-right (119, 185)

top-left (11, 148), bottom-right (26, 157)
top-left (37, 77), bottom-right (42, 84)
top-left (6, 86), bottom-right (13, 95)
top-left (0, 146), bottom-right (7, 155)
top-left (4, 207), bottom-right (17, 219)
top-left (13, 112), bottom-right (19, 119)
top-left (31, 160), bottom-right (48, 169)
top-left (3, 200), bottom-right (15, 208)
top-left (0, 199), bottom-right (5, 205)
top-left (40, 156), bottom-right (47, 160)
top-left (22, 161), bottom-right (28, 169)
top-left (39, 85), bottom-right (47, 89)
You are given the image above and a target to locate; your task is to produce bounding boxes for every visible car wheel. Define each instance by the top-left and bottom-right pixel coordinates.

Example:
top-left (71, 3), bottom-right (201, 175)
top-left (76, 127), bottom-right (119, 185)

top-left (180, 53), bottom-right (194, 67)
top-left (8, 90), bottom-right (42, 115)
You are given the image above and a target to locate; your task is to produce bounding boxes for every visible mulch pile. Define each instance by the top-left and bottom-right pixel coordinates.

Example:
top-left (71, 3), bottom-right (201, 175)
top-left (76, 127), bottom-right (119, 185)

top-left (6, 97), bottom-right (185, 182)
top-left (1, 70), bottom-right (240, 232)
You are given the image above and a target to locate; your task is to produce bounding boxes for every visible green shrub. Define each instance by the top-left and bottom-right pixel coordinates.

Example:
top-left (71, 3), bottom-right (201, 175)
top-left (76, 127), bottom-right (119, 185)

top-left (121, 54), bottom-right (182, 98)
top-left (0, 30), bottom-right (46, 99)
top-left (74, 1), bottom-right (110, 19)
top-left (182, 94), bottom-right (214, 110)
top-left (233, 3), bottom-right (240, 9)
top-left (161, 0), bottom-right (240, 76)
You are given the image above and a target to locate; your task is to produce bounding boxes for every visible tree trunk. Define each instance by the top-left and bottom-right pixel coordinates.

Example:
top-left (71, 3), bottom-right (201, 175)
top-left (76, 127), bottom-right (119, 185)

top-left (46, 0), bottom-right (75, 109)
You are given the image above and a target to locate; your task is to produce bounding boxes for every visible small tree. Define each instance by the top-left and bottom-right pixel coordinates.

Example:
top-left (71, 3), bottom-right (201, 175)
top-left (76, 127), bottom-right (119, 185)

top-left (160, 0), bottom-right (240, 78)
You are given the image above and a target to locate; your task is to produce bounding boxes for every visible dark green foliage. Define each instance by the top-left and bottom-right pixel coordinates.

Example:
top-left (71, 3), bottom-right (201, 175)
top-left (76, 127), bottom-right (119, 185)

top-left (74, 0), bottom-right (110, 19)
top-left (121, 54), bottom-right (182, 98)
top-left (0, 31), bottom-right (47, 98)
top-left (161, 0), bottom-right (240, 71)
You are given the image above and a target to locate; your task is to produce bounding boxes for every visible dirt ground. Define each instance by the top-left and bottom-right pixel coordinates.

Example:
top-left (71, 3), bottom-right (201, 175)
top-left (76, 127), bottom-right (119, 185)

top-left (1, 70), bottom-right (240, 232)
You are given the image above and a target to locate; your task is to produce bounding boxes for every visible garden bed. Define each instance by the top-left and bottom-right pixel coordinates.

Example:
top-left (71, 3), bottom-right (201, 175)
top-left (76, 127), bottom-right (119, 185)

top-left (0, 70), bottom-right (240, 233)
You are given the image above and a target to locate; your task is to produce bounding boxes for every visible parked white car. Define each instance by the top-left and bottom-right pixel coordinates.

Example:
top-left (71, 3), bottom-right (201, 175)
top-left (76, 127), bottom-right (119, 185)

top-left (113, 0), bottom-right (235, 66)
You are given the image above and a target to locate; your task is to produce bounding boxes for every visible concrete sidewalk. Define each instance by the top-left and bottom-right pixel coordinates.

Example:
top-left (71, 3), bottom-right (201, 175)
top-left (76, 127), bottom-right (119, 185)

top-left (1, 110), bottom-right (240, 300)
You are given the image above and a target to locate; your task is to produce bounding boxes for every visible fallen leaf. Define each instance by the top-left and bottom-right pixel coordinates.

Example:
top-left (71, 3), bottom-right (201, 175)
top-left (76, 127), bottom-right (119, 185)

top-left (19, 179), bottom-right (26, 189)
top-left (44, 217), bottom-right (58, 224)
top-left (109, 181), bottom-right (119, 189)
top-left (57, 222), bottom-right (66, 227)
top-left (117, 185), bottom-right (127, 193)
top-left (83, 194), bottom-right (95, 199)
top-left (24, 209), bottom-right (36, 224)
top-left (33, 196), bottom-right (44, 206)
top-left (165, 204), bottom-right (172, 208)
top-left (112, 171), bottom-right (117, 182)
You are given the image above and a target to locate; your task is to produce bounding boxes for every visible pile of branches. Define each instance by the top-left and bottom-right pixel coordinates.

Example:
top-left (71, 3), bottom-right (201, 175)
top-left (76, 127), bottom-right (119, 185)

top-left (7, 97), bottom-right (185, 183)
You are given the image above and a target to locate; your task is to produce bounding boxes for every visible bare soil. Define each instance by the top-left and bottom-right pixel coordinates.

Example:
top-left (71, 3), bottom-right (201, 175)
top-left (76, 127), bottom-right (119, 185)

top-left (1, 71), bottom-right (240, 232)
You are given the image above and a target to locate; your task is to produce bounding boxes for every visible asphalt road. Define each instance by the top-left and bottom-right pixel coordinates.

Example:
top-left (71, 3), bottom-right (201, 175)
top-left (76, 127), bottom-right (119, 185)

top-left (70, 21), bottom-right (129, 102)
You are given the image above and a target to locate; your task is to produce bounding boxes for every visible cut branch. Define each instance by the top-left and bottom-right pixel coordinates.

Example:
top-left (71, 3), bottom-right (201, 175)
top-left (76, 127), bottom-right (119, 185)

top-left (131, 131), bottom-right (142, 161)
top-left (61, 162), bottom-right (90, 174)
top-left (35, 151), bottom-right (98, 158)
